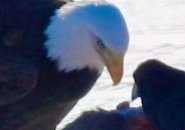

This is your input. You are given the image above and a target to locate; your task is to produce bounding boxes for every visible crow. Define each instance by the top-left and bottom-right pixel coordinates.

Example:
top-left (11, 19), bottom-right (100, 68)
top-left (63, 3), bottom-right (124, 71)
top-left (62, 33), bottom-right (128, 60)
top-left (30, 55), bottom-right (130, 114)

top-left (132, 59), bottom-right (185, 130)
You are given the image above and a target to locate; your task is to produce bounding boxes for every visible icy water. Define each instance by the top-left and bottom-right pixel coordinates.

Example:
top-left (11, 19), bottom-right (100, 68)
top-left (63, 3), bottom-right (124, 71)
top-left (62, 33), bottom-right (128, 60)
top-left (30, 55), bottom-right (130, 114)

top-left (58, 0), bottom-right (185, 129)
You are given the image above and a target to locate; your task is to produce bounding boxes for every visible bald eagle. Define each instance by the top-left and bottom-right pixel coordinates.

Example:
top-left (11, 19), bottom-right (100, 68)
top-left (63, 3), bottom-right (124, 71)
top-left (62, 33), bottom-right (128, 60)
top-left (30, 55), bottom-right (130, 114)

top-left (0, 0), bottom-right (129, 129)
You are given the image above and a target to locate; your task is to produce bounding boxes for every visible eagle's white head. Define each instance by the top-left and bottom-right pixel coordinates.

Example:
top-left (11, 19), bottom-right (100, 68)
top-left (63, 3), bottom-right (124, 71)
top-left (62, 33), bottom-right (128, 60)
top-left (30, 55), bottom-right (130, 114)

top-left (44, 1), bottom-right (129, 85)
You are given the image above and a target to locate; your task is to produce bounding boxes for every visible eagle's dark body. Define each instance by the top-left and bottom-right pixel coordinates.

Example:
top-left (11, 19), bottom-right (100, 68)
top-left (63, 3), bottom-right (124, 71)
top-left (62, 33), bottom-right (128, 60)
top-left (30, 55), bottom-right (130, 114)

top-left (0, 0), bottom-right (63, 58)
top-left (0, 1), bottom-right (99, 129)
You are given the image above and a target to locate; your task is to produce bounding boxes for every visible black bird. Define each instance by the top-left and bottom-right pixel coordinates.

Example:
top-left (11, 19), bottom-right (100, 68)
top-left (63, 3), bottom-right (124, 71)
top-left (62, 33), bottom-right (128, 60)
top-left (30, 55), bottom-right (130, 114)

top-left (0, 0), bottom-right (129, 129)
top-left (132, 59), bottom-right (185, 130)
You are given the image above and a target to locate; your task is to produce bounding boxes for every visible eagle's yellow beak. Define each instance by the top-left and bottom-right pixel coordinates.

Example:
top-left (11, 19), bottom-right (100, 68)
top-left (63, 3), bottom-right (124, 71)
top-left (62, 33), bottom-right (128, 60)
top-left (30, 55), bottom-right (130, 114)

top-left (100, 50), bottom-right (124, 85)
top-left (105, 54), bottom-right (124, 85)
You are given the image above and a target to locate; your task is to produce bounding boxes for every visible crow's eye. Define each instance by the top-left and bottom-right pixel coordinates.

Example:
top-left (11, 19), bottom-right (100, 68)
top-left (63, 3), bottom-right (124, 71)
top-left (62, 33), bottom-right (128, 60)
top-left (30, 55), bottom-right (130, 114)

top-left (97, 39), bottom-right (106, 49)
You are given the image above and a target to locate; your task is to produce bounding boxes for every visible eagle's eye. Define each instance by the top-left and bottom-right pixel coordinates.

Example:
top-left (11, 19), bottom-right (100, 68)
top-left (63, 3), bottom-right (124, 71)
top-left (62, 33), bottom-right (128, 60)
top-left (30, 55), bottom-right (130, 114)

top-left (97, 39), bottom-right (106, 49)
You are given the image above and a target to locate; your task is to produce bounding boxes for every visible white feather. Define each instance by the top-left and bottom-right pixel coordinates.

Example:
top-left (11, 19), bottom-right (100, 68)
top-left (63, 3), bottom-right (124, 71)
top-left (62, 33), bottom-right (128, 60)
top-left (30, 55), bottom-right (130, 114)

top-left (44, 1), bottom-right (129, 72)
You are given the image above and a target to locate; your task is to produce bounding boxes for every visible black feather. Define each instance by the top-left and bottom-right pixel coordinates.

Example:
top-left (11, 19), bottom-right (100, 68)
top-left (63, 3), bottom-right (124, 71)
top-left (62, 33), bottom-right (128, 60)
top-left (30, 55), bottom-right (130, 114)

top-left (0, 1), bottom-right (100, 129)
top-left (133, 59), bottom-right (185, 130)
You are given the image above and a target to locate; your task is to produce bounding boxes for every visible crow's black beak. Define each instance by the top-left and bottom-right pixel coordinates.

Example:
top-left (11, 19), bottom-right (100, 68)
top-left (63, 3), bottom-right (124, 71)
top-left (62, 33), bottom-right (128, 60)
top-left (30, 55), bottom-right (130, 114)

top-left (131, 83), bottom-right (140, 101)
